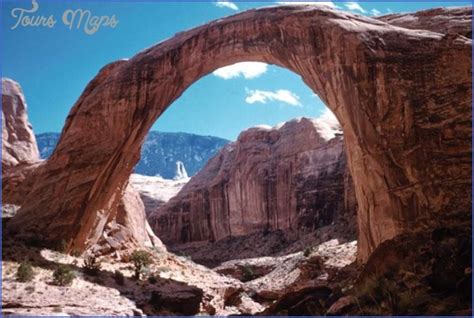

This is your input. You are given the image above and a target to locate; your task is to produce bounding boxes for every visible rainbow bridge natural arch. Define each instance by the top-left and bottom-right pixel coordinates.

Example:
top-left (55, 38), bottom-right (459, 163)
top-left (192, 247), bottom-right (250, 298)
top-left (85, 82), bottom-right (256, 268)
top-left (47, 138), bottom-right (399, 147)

top-left (9, 6), bottom-right (472, 262)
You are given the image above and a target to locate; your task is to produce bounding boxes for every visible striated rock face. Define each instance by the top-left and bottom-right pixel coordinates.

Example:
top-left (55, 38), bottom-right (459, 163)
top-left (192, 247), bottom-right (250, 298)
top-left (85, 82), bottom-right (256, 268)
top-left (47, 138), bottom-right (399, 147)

top-left (2, 78), bottom-right (42, 206)
top-left (2, 78), bottom-right (40, 170)
top-left (150, 117), bottom-right (357, 244)
top-left (378, 7), bottom-right (472, 38)
top-left (91, 183), bottom-right (166, 255)
top-left (8, 6), bottom-right (472, 261)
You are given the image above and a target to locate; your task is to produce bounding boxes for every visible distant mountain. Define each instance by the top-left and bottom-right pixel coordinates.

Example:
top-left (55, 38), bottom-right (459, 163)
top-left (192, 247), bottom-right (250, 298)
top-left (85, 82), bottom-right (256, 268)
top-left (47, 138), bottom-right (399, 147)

top-left (36, 131), bottom-right (230, 179)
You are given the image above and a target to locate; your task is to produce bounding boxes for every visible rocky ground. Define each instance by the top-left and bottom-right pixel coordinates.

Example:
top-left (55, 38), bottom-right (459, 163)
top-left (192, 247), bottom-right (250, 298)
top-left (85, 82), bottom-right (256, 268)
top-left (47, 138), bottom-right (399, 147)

top-left (2, 212), bottom-right (359, 316)
top-left (2, 213), bottom-right (471, 316)
top-left (129, 174), bottom-right (188, 214)
top-left (169, 224), bottom-right (355, 268)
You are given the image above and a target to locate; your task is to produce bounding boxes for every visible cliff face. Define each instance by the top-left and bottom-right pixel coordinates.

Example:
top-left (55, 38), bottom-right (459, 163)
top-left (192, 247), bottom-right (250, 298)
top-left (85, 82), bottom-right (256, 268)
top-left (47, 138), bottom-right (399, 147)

top-left (1, 78), bottom-right (42, 206)
top-left (8, 6), bottom-right (471, 261)
top-left (2, 78), bottom-right (40, 169)
top-left (151, 117), bottom-right (357, 244)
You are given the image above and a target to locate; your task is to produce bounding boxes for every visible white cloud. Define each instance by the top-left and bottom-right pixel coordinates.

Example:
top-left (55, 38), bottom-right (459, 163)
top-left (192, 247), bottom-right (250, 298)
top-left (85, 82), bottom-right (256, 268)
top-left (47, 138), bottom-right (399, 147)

top-left (214, 1), bottom-right (239, 10)
top-left (313, 107), bottom-right (342, 141)
top-left (344, 1), bottom-right (366, 13)
top-left (245, 89), bottom-right (302, 107)
top-left (276, 1), bottom-right (338, 8)
top-left (370, 8), bottom-right (381, 16)
top-left (213, 62), bottom-right (268, 79)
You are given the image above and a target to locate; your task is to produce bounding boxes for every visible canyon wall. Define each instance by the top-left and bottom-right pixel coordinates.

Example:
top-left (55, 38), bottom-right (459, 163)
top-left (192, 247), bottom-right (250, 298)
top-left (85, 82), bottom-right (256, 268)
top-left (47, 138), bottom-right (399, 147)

top-left (151, 117), bottom-right (357, 244)
top-left (7, 6), bottom-right (472, 261)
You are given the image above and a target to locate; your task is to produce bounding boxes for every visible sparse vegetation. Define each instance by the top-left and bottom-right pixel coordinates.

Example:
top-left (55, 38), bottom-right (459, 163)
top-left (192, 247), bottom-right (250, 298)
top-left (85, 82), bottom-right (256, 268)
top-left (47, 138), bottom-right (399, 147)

top-left (82, 255), bottom-right (102, 276)
top-left (176, 251), bottom-right (192, 261)
top-left (148, 274), bottom-right (158, 284)
top-left (16, 262), bottom-right (35, 282)
top-left (52, 305), bottom-right (63, 313)
top-left (114, 270), bottom-right (125, 286)
top-left (53, 265), bottom-right (75, 286)
top-left (56, 239), bottom-right (68, 253)
top-left (25, 285), bottom-right (35, 293)
top-left (354, 275), bottom-right (433, 315)
top-left (71, 249), bottom-right (82, 257)
top-left (241, 264), bottom-right (254, 282)
top-left (303, 246), bottom-right (312, 257)
top-left (130, 250), bottom-right (153, 280)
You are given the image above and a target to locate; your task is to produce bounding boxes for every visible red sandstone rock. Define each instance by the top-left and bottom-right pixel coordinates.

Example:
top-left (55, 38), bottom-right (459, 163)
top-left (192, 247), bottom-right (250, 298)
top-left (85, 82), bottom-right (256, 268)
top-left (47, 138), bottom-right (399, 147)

top-left (150, 117), bottom-right (356, 244)
top-left (91, 183), bottom-right (166, 255)
top-left (1, 78), bottom-right (164, 254)
top-left (7, 6), bottom-right (472, 262)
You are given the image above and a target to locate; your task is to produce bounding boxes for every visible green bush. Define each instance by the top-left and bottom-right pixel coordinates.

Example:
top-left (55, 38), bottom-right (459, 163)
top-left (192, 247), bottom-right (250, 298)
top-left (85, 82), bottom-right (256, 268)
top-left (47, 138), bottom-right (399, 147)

top-left (241, 264), bottom-right (254, 282)
top-left (16, 262), bottom-right (35, 282)
top-left (130, 250), bottom-right (153, 280)
top-left (148, 275), bottom-right (158, 284)
top-left (114, 270), bottom-right (125, 286)
top-left (82, 255), bottom-right (101, 276)
top-left (71, 249), bottom-right (82, 257)
top-left (53, 265), bottom-right (75, 286)
top-left (56, 239), bottom-right (68, 253)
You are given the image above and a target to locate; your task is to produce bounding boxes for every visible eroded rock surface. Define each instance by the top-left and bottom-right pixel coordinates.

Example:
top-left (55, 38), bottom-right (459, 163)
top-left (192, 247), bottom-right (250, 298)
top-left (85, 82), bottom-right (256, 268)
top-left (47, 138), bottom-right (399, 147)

top-left (2, 78), bottom-right (43, 206)
top-left (1, 78), bottom-right (164, 255)
top-left (2, 78), bottom-right (40, 169)
top-left (8, 6), bottom-right (472, 261)
top-left (151, 117), bottom-right (357, 245)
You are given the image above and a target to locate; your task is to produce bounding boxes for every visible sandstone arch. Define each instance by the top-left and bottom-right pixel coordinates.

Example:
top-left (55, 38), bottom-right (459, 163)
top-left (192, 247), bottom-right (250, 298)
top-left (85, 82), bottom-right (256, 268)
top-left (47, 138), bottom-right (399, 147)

top-left (8, 6), bottom-right (472, 262)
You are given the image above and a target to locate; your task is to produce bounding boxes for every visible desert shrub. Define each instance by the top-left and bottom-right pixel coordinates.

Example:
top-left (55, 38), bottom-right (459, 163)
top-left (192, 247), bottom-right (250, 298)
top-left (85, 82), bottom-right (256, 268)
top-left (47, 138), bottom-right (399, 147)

top-left (114, 270), bottom-right (125, 286)
top-left (52, 305), bottom-right (63, 313)
top-left (56, 239), bottom-right (68, 253)
top-left (241, 264), bottom-right (254, 282)
top-left (16, 262), bottom-right (35, 282)
top-left (176, 251), bottom-right (192, 261)
top-left (148, 274), bottom-right (158, 284)
top-left (53, 265), bottom-right (75, 286)
top-left (130, 250), bottom-right (153, 280)
top-left (354, 276), bottom-right (401, 315)
top-left (25, 285), bottom-right (35, 292)
top-left (303, 246), bottom-right (312, 257)
top-left (156, 266), bottom-right (171, 274)
top-left (71, 249), bottom-right (82, 257)
top-left (82, 255), bottom-right (102, 276)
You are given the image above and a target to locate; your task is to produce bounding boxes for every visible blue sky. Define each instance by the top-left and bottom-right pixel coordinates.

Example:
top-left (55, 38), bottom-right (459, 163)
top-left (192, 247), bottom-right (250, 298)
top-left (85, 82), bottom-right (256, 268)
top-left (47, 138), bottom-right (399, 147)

top-left (1, 0), bottom-right (470, 140)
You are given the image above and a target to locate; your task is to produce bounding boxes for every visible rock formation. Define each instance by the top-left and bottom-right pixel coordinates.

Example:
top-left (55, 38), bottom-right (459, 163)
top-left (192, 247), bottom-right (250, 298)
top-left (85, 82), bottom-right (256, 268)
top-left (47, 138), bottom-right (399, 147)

top-left (1, 78), bottom-right (164, 254)
top-left (7, 6), bottom-right (472, 261)
top-left (174, 161), bottom-right (189, 180)
top-left (2, 78), bottom-right (40, 169)
top-left (151, 117), bottom-right (357, 244)
top-left (2, 78), bottom-right (42, 206)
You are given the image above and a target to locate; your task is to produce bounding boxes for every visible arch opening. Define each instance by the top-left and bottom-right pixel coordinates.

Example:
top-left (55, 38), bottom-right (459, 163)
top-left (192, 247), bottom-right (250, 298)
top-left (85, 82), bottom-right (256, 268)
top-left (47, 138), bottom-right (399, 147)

top-left (121, 61), bottom-right (358, 267)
